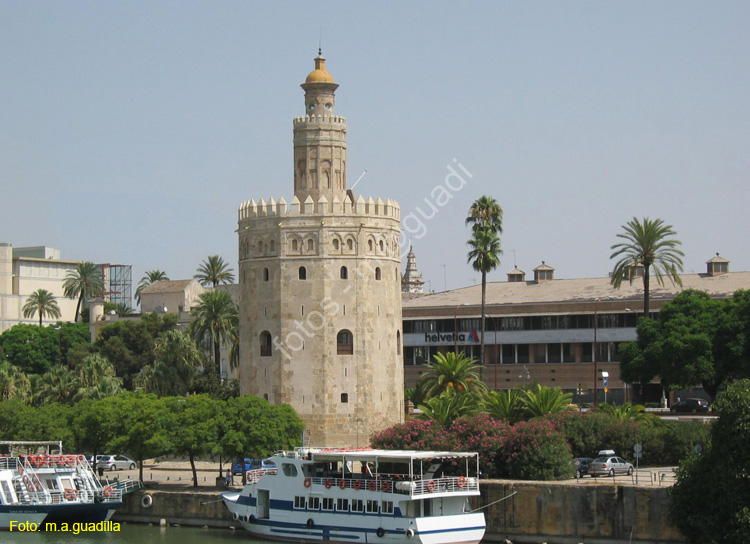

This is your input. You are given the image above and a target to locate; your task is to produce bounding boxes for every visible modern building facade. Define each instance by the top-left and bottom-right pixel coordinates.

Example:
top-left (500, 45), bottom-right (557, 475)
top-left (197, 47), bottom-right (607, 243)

top-left (237, 54), bottom-right (404, 447)
top-left (402, 255), bottom-right (749, 405)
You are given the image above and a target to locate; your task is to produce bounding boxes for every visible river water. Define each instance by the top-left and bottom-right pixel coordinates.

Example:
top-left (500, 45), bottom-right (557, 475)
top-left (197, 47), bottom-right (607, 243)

top-left (3, 523), bottom-right (256, 544)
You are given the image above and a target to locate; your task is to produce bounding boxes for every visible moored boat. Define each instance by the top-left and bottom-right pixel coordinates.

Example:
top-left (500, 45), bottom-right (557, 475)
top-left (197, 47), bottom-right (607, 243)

top-left (222, 448), bottom-right (485, 544)
top-left (0, 441), bottom-right (122, 531)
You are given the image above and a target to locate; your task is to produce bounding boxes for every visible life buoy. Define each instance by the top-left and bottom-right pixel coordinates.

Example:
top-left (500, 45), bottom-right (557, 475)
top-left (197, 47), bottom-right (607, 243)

top-left (33, 475), bottom-right (43, 492)
top-left (304, 478), bottom-right (312, 488)
top-left (29, 455), bottom-right (39, 467)
top-left (427, 480), bottom-right (436, 492)
top-left (368, 480), bottom-right (377, 492)
top-left (66, 489), bottom-right (78, 500)
top-left (306, 518), bottom-right (315, 529)
top-left (338, 479), bottom-right (347, 490)
top-left (457, 476), bottom-right (466, 488)
top-left (141, 494), bottom-right (153, 508)
top-left (103, 486), bottom-right (113, 498)
top-left (376, 528), bottom-right (385, 538)
top-left (17, 463), bottom-right (24, 474)
top-left (353, 480), bottom-right (362, 490)
top-left (382, 481), bottom-right (392, 492)
top-left (23, 475), bottom-right (34, 492)
top-left (324, 479), bottom-right (332, 489)
top-left (406, 528), bottom-right (415, 538)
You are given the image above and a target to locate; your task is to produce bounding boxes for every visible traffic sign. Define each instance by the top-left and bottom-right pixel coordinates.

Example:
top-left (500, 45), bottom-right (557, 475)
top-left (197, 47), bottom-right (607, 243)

top-left (634, 452), bottom-right (642, 459)
top-left (603, 386), bottom-right (608, 393)
top-left (634, 443), bottom-right (642, 453)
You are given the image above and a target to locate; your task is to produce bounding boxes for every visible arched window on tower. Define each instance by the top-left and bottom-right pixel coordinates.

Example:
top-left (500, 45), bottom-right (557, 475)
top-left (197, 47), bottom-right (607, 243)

top-left (375, 267), bottom-right (381, 280)
top-left (263, 268), bottom-right (269, 282)
top-left (337, 330), bottom-right (353, 355)
top-left (307, 239), bottom-right (314, 252)
top-left (269, 240), bottom-right (275, 253)
top-left (292, 239), bottom-right (298, 252)
top-left (347, 239), bottom-right (354, 251)
top-left (341, 393), bottom-right (349, 403)
top-left (397, 330), bottom-right (402, 355)
top-left (260, 331), bottom-right (272, 357)
top-left (368, 240), bottom-right (374, 252)
top-left (340, 266), bottom-right (348, 280)
top-left (299, 266), bottom-right (307, 280)
top-left (333, 239), bottom-right (340, 251)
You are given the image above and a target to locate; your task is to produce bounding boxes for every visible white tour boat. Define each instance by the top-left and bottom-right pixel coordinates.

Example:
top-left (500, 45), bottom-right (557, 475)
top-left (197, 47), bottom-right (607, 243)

top-left (0, 441), bottom-right (122, 531)
top-left (222, 448), bottom-right (485, 544)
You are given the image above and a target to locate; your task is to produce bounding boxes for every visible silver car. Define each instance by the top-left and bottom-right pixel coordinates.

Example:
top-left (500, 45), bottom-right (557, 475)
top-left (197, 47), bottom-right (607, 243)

top-left (94, 455), bottom-right (137, 471)
top-left (588, 456), bottom-right (634, 477)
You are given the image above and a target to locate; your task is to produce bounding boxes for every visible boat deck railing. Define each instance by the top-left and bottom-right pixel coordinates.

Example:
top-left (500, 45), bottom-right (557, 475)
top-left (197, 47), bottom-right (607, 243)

top-left (305, 475), bottom-right (478, 497)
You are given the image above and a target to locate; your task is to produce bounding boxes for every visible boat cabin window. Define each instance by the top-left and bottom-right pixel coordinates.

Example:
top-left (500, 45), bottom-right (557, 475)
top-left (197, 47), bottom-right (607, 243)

top-left (60, 478), bottom-right (74, 490)
top-left (382, 501), bottom-right (394, 514)
top-left (366, 500), bottom-right (378, 513)
top-left (294, 496), bottom-right (306, 509)
top-left (352, 499), bottom-right (365, 512)
top-left (282, 463), bottom-right (298, 477)
top-left (0, 480), bottom-right (14, 504)
top-left (322, 497), bottom-right (334, 511)
top-left (337, 498), bottom-right (349, 512)
top-left (309, 496), bottom-right (320, 510)
top-left (46, 478), bottom-right (59, 490)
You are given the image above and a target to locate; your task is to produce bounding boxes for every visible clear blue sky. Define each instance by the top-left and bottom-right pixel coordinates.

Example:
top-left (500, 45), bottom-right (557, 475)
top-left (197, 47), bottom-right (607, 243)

top-left (2, 1), bottom-right (748, 297)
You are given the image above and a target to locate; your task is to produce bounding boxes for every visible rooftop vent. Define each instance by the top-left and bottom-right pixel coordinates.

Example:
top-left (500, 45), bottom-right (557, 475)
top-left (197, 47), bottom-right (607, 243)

top-left (706, 253), bottom-right (729, 276)
top-left (533, 261), bottom-right (554, 283)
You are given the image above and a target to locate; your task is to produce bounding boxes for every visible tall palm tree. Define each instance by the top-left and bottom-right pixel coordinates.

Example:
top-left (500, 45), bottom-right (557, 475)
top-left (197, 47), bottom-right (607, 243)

top-left (466, 196), bottom-right (503, 380)
top-left (467, 228), bottom-right (502, 377)
top-left (135, 269), bottom-right (170, 304)
top-left (420, 351), bottom-right (487, 398)
top-left (188, 290), bottom-right (238, 375)
top-left (610, 217), bottom-right (684, 317)
top-left (519, 384), bottom-right (574, 418)
top-left (63, 262), bottom-right (104, 322)
top-left (0, 360), bottom-right (31, 402)
top-left (22, 289), bottom-right (61, 326)
top-left (194, 255), bottom-right (235, 287)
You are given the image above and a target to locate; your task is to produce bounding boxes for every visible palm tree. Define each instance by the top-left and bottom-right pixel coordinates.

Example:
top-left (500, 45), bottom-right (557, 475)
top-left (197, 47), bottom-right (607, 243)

top-left (519, 384), bottom-right (574, 418)
top-left (416, 390), bottom-right (482, 427)
top-left (74, 354), bottom-right (123, 401)
top-left (420, 352), bottom-right (487, 398)
top-left (467, 228), bottom-right (502, 377)
top-left (115, 303), bottom-right (135, 316)
top-left (466, 195), bottom-right (503, 234)
top-left (135, 269), bottom-right (170, 305)
top-left (0, 360), bottom-right (31, 402)
top-left (194, 255), bottom-right (235, 287)
top-left (594, 402), bottom-right (656, 426)
top-left (610, 217), bottom-right (684, 317)
top-left (63, 262), bottom-right (104, 322)
top-left (22, 289), bottom-right (61, 326)
top-left (34, 366), bottom-right (77, 405)
top-left (188, 290), bottom-right (238, 375)
top-left (484, 389), bottom-right (525, 424)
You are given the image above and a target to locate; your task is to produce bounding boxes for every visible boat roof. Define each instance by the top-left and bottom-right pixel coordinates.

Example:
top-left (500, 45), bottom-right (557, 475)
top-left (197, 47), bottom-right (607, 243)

top-left (292, 449), bottom-right (478, 462)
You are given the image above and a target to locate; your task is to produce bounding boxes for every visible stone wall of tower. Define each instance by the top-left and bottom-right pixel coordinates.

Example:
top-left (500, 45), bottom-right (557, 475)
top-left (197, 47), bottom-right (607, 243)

top-left (238, 197), bottom-right (404, 447)
top-left (293, 115), bottom-right (347, 204)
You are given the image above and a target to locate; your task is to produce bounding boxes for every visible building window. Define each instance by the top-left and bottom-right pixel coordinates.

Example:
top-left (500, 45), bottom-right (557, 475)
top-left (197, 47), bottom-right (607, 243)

top-left (396, 331), bottom-right (401, 355)
top-left (333, 239), bottom-right (340, 250)
top-left (263, 393), bottom-right (268, 401)
top-left (375, 267), bottom-right (381, 280)
top-left (299, 266), bottom-right (307, 280)
top-left (337, 330), bottom-right (353, 355)
top-left (260, 331), bottom-right (272, 357)
top-left (347, 239), bottom-right (354, 251)
top-left (341, 393), bottom-right (348, 403)
top-left (368, 240), bottom-right (374, 252)
top-left (292, 239), bottom-right (298, 251)
top-left (263, 268), bottom-right (269, 281)
top-left (340, 266), bottom-right (348, 279)
top-left (307, 239), bottom-right (314, 252)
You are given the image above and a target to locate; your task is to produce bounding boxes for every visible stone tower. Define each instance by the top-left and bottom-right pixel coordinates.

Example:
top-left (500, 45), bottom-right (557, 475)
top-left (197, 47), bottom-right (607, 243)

top-left (401, 244), bottom-right (425, 294)
top-left (237, 53), bottom-right (404, 447)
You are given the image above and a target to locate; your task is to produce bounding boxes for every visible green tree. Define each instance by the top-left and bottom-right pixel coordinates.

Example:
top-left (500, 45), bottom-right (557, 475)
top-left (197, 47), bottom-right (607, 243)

top-left (484, 388), bottom-right (525, 424)
top-left (135, 269), bottom-right (170, 305)
top-left (63, 261), bottom-right (104, 323)
top-left (74, 354), bottom-right (123, 401)
top-left (219, 396), bottom-right (303, 484)
top-left (72, 398), bottom-right (119, 471)
top-left (135, 330), bottom-right (202, 396)
top-left (167, 395), bottom-right (220, 487)
top-left (671, 380), bottom-right (750, 543)
top-left (416, 390), bottom-right (482, 427)
top-left (610, 217), bottom-right (684, 317)
top-left (22, 289), bottom-right (61, 326)
top-left (420, 352), bottom-right (487, 398)
top-left (107, 393), bottom-right (172, 481)
top-left (466, 196), bottom-right (503, 376)
top-left (33, 366), bottom-right (78, 406)
top-left (189, 290), bottom-right (238, 374)
top-left (0, 323), bottom-right (90, 375)
top-left (520, 384), bottom-right (573, 418)
top-left (194, 255), bottom-right (235, 287)
top-left (593, 402), bottom-right (656, 426)
top-left (620, 289), bottom-right (747, 401)
top-left (0, 360), bottom-right (31, 402)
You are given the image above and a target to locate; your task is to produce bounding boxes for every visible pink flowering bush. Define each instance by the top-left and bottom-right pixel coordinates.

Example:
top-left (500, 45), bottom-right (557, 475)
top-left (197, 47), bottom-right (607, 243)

top-left (500, 419), bottom-right (574, 480)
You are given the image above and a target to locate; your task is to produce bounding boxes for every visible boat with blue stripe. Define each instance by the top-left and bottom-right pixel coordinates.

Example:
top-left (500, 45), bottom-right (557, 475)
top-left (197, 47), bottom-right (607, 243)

top-left (222, 448), bottom-right (485, 544)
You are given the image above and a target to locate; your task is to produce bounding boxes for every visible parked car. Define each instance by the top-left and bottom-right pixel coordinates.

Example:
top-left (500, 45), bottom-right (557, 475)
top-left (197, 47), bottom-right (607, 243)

top-left (92, 455), bottom-right (137, 471)
top-left (670, 398), bottom-right (710, 413)
top-left (571, 457), bottom-right (594, 478)
top-left (588, 455), bottom-right (634, 477)
top-left (231, 458), bottom-right (277, 475)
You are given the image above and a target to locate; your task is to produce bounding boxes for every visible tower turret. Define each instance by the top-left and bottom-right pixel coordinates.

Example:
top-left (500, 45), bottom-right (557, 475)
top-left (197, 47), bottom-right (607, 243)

top-left (293, 52), bottom-right (348, 204)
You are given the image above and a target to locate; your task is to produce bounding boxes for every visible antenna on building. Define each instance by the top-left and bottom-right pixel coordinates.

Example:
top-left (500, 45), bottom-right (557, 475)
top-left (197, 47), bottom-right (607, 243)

top-left (512, 249), bottom-right (517, 268)
top-left (351, 170), bottom-right (367, 191)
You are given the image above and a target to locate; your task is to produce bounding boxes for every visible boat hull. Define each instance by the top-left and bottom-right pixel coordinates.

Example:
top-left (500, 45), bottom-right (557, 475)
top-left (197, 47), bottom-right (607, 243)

top-left (0, 501), bottom-right (120, 530)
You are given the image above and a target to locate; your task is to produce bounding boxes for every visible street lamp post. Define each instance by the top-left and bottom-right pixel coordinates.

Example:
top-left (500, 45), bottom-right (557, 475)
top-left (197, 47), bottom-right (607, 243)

top-left (593, 296), bottom-right (615, 407)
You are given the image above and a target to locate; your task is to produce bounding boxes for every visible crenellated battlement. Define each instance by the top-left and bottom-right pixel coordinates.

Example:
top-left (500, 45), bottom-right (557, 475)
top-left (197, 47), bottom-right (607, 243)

top-left (238, 195), bottom-right (400, 222)
top-left (293, 115), bottom-right (347, 126)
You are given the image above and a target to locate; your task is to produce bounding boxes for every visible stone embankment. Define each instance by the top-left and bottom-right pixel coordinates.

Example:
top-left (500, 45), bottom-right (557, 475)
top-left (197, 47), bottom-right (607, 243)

top-left (111, 462), bottom-right (685, 544)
